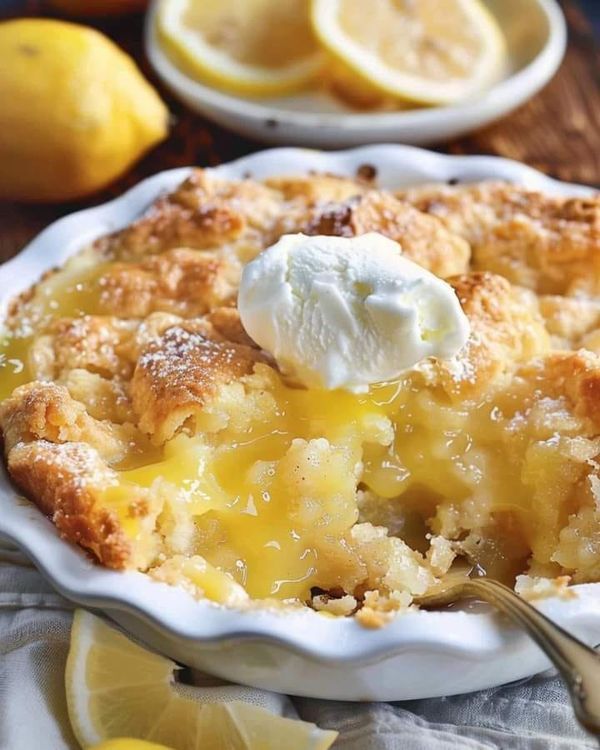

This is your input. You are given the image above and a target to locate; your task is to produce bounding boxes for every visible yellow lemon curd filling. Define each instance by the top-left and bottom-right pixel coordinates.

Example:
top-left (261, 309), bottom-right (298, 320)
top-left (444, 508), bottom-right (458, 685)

top-left (1, 258), bottom-right (595, 608)
top-left (0, 258), bottom-right (108, 400)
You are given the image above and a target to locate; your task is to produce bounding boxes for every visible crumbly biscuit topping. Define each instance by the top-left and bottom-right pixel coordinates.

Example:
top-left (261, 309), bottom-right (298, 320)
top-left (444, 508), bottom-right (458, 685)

top-left (2, 170), bottom-right (600, 622)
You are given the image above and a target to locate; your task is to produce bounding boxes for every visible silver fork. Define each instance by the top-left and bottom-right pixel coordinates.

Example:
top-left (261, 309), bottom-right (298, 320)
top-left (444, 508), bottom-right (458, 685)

top-left (416, 572), bottom-right (600, 734)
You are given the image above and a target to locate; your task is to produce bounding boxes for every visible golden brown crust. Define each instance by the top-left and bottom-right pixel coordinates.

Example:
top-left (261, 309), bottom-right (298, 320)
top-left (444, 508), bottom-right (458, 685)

top-left (419, 272), bottom-right (550, 397)
top-left (538, 296), bottom-right (600, 345)
top-left (205, 306), bottom-right (256, 347)
top-left (399, 182), bottom-right (600, 295)
top-left (97, 247), bottom-right (238, 319)
top-left (0, 381), bottom-right (135, 463)
top-left (264, 174), bottom-right (366, 203)
top-left (7, 440), bottom-right (133, 569)
top-left (29, 316), bottom-right (136, 381)
top-left (100, 171), bottom-right (375, 264)
top-left (301, 192), bottom-right (471, 278)
top-left (131, 322), bottom-right (266, 443)
top-left (535, 350), bottom-right (600, 428)
top-left (99, 170), bottom-right (282, 260)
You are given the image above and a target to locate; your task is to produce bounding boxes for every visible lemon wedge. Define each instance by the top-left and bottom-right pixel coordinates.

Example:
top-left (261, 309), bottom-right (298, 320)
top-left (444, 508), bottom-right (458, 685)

top-left (66, 610), bottom-right (338, 750)
top-left (312, 0), bottom-right (507, 105)
top-left (157, 0), bottom-right (324, 96)
top-left (90, 741), bottom-right (174, 750)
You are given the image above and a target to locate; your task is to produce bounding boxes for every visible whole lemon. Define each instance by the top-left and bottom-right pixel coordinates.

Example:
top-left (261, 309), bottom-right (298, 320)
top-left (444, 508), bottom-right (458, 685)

top-left (0, 19), bottom-right (168, 202)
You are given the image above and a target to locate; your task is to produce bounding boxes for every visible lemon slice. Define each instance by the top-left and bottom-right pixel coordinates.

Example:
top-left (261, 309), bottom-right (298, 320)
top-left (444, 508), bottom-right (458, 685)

top-left (90, 741), bottom-right (174, 750)
top-left (66, 610), bottom-right (338, 750)
top-left (312, 0), bottom-right (507, 105)
top-left (157, 0), bottom-right (324, 96)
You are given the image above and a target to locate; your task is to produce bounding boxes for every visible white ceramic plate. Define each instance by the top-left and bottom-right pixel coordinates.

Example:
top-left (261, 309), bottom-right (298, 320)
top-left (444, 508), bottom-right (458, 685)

top-left (145, 0), bottom-right (566, 147)
top-left (1, 146), bottom-right (598, 702)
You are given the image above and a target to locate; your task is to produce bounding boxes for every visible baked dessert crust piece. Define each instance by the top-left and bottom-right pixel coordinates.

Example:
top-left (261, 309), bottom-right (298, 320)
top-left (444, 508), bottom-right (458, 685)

top-left (2, 169), bottom-right (600, 620)
top-left (398, 181), bottom-right (600, 296)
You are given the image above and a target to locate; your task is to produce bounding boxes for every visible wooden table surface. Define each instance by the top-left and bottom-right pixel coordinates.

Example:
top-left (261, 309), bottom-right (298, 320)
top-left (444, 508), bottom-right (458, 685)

top-left (0, 0), bottom-right (599, 265)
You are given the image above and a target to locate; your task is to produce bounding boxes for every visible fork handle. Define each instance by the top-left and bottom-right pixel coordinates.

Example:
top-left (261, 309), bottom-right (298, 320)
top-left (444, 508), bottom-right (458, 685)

top-left (463, 578), bottom-right (600, 734)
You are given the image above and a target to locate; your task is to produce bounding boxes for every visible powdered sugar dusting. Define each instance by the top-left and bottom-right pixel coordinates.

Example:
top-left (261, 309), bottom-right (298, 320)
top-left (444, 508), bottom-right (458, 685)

top-left (137, 325), bottom-right (259, 399)
top-left (25, 439), bottom-right (117, 490)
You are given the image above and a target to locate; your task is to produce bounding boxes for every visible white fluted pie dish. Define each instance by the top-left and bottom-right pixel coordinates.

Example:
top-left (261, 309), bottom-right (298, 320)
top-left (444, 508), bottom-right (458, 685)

top-left (1, 145), bottom-right (599, 701)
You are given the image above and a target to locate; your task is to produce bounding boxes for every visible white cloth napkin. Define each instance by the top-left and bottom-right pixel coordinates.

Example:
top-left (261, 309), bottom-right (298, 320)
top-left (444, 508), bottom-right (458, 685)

top-left (0, 549), bottom-right (596, 750)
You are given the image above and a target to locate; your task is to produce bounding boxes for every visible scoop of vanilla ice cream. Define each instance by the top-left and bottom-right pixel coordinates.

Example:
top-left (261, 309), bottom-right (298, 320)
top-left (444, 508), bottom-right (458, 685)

top-left (238, 233), bottom-right (470, 392)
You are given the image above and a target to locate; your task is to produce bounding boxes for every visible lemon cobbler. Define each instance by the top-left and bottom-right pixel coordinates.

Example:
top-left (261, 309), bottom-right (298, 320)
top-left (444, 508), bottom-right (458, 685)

top-left (2, 169), bottom-right (600, 627)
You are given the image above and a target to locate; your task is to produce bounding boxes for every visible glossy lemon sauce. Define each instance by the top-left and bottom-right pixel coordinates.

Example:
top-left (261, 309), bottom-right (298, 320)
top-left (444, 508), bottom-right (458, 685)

top-left (117, 383), bottom-right (393, 600)
top-left (1, 260), bottom-right (584, 603)
top-left (0, 259), bottom-right (109, 400)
